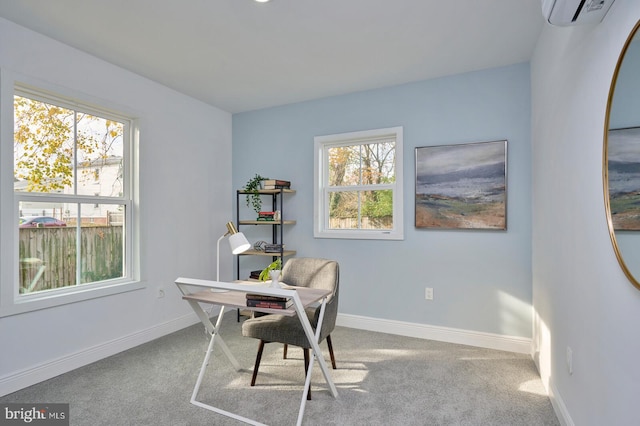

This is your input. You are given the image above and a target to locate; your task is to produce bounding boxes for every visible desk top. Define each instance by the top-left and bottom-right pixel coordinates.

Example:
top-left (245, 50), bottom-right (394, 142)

top-left (182, 285), bottom-right (330, 317)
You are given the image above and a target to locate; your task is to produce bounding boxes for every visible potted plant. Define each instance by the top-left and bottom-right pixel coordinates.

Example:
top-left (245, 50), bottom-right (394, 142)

top-left (244, 174), bottom-right (268, 215)
top-left (259, 258), bottom-right (282, 287)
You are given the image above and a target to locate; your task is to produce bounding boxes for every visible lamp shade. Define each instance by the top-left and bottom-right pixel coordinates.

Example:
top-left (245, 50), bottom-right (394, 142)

top-left (228, 232), bottom-right (251, 255)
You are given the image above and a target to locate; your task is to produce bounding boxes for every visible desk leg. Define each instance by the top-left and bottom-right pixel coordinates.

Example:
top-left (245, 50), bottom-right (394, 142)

top-left (186, 301), bottom-right (240, 370)
top-left (190, 329), bottom-right (266, 426)
top-left (191, 323), bottom-right (218, 402)
top-left (292, 295), bottom-right (338, 426)
top-left (191, 305), bottom-right (241, 403)
top-left (188, 305), bottom-right (269, 426)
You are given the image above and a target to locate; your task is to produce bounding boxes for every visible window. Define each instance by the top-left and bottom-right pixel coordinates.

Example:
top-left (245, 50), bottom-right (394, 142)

top-left (3, 83), bottom-right (138, 315)
top-left (314, 126), bottom-right (404, 240)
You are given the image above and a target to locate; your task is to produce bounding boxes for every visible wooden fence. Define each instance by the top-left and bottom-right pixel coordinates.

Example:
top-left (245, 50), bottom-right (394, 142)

top-left (19, 226), bottom-right (123, 293)
top-left (329, 216), bottom-right (393, 229)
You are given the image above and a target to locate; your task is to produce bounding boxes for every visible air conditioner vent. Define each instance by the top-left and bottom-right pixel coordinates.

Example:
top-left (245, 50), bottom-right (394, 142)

top-left (542, 0), bottom-right (615, 26)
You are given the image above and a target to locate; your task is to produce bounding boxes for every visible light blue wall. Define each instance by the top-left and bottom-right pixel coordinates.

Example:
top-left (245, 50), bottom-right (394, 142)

top-left (233, 63), bottom-right (532, 338)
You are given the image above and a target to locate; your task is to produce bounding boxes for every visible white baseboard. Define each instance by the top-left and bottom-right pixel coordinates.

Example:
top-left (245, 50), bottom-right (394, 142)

top-left (336, 313), bottom-right (532, 355)
top-left (548, 379), bottom-right (574, 426)
top-left (0, 312), bottom-right (201, 397)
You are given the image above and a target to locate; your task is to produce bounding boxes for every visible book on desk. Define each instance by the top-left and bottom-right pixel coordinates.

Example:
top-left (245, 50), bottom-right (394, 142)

top-left (246, 292), bottom-right (293, 309)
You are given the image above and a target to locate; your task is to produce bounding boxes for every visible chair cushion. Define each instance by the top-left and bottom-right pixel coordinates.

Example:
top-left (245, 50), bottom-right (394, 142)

top-left (242, 309), bottom-right (319, 349)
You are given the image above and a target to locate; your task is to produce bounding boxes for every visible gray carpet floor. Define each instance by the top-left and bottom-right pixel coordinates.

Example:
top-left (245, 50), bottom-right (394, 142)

top-left (1, 314), bottom-right (559, 425)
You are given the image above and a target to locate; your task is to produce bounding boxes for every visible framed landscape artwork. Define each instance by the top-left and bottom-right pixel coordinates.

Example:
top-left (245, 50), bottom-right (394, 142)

top-left (415, 140), bottom-right (507, 230)
top-left (608, 127), bottom-right (640, 231)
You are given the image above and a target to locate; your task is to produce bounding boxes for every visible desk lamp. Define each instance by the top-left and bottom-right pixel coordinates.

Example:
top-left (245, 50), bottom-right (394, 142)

top-left (217, 221), bottom-right (251, 282)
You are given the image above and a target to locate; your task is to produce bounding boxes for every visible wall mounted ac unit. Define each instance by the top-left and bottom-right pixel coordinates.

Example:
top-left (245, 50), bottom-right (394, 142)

top-left (542, 0), bottom-right (615, 26)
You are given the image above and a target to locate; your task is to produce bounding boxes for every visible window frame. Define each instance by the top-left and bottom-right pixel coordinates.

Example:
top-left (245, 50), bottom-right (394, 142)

top-left (314, 126), bottom-right (404, 240)
top-left (0, 73), bottom-right (141, 318)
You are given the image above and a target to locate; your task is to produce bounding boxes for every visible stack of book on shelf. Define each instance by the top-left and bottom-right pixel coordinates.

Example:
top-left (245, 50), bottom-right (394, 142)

top-left (262, 179), bottom-right (291, 190)
top-left (257, 211), bottom-right (275, 221)
top-left (249, 270), bottom-right (262, 280)
top-left (246, 293), bottom-right (293, 309)
top-left (264, 243), bottom-right (284, 253)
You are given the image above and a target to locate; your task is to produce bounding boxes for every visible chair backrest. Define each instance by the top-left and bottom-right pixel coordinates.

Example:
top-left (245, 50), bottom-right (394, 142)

top-left (281, 257), bottom-right (339, 297)
top-left (281, 258), bottom-right (339, 340)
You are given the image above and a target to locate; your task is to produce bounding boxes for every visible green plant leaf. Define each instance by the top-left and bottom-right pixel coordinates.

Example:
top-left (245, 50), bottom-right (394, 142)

top-left (244, 174), bottom-right (268, 214)
top-left (259, 258), bottom-right (282, 282)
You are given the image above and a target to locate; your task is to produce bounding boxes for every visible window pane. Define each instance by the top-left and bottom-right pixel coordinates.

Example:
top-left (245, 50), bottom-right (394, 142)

top-left (328, 190), bottom-right (393, 230)
top-left (18, 201), bottom-right (125, 294)
top-left (79, 203), bottom-right (125, 284)
top-left (328, 141), bottom-right (396, 187)
top-left (14, 96), bottom-right (75, 194)
top-left (362, 142), bottom-right (396, 184)
top-left (329, 191), bottom-right (358, 228)
top-left (328, 145), bottom-right (359, 186)
top-left (361, 190), bottom-right (393, 229)
top-left (14, 96), bottom-right (124, 198)
top-left (76, 115), bottom-right (124, 197)
top-left (19, 201), bottom-right (75, 294)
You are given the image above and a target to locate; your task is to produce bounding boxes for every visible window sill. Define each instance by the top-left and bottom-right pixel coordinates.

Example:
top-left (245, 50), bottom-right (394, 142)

top-left (314, 229), bottom-right (404, 240)
top-left (0, 280), bottom-right (145, 318)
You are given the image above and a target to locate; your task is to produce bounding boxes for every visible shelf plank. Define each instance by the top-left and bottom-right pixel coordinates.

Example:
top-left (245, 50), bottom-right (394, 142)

top-left (239, 220), bottom-right (296, 225)
top-left (237, 189), bottom-right (296, 195)
top-left (239, 249), bottom-right (296, 257)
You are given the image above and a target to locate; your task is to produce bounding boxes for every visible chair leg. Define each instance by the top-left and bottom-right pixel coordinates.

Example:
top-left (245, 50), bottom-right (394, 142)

top-left (326, 335), bottom-right (337, 369)
top-left (283, 343), bottom-right (288, 359)
top-left (251, 340), bottom-right (266, 386)
top-left (303, 348), bottom-right (311, 400)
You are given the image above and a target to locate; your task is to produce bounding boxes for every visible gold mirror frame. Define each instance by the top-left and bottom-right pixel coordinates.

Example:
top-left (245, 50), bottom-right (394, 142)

top-left (604, 19), bottom-right (640, 290)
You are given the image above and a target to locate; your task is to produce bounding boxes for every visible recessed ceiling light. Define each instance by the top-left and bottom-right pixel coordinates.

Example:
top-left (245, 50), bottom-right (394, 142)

top-left (255, 0), bottom-right (271, 3)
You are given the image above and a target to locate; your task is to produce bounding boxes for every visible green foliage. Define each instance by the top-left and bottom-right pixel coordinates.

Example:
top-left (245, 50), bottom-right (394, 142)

top-left (13, 95), bottom-right (123, 193)
top-left (330, 189), bottom-right (393, 220)
top-left (14, 97), bottom-right (74, 192)
top-left (244, 174), bottom-right (269, 214)
top-left (259, 258), bottom-right (282, 282)
top-left (362, 189), bottom-right (393, 217)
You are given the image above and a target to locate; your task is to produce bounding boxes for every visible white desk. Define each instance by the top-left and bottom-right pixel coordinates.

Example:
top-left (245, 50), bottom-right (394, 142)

top-left (174, 278), bottom-right (338, 426)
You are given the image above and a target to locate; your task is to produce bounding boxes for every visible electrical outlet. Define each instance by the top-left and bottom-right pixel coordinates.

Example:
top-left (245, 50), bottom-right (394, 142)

top-left (425, 287), bottom-right (433, 300)
top-left (566, 346), bottom-right (573, 375)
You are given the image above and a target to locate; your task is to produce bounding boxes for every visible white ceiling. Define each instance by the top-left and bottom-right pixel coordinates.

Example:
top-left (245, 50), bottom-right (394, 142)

top-left (0, 0), bottom-right (544, 113)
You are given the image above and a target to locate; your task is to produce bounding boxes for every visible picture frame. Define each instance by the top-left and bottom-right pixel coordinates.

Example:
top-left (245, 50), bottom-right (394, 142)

top-left (607, 127), bottom-right (640, 231)
top-left (415, 140), bottom-right (507, 230)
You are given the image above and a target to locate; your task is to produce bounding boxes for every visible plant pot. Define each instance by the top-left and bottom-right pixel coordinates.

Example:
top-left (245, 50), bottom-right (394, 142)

top-left (269, 270), bottom-right (281, 288)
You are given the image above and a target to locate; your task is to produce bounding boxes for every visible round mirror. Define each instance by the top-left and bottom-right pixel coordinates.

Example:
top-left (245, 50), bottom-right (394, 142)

top-left (605, 20), bottom-right (640, 290)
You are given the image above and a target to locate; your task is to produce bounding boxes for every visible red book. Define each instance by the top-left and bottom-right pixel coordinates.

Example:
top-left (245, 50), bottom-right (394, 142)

top-left (246, 293), bottom-right (289, 302)
top-left (246, 299), bottom-right (293, 309)
top-left (262, 179), bottom-right (290, 186)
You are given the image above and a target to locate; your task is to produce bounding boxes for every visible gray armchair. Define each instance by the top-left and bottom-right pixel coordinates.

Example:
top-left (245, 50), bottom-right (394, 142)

top-left (241, 258), bottom-right (339, 399)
